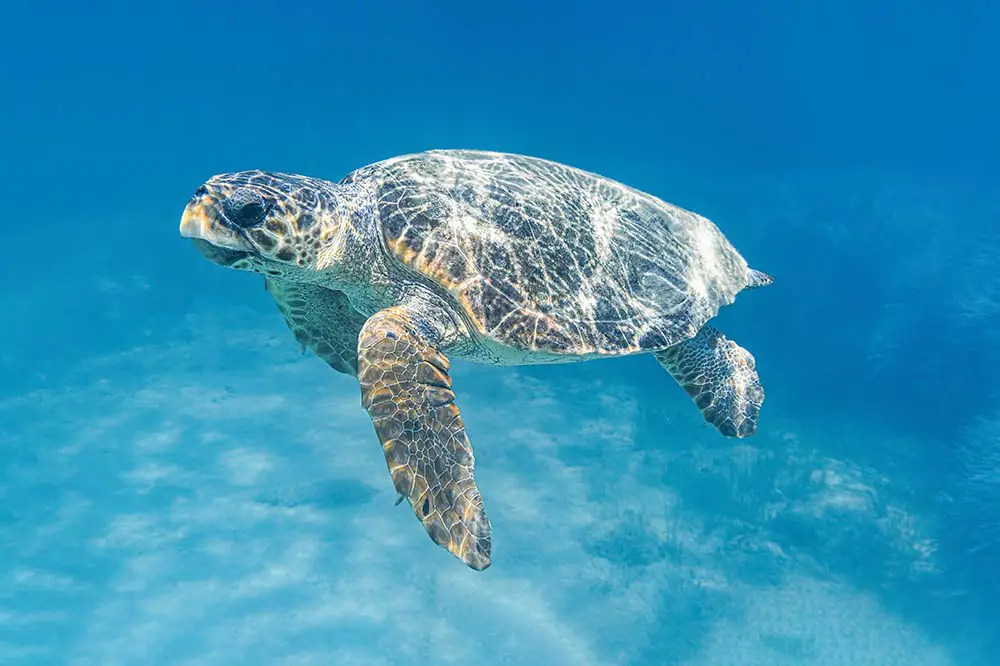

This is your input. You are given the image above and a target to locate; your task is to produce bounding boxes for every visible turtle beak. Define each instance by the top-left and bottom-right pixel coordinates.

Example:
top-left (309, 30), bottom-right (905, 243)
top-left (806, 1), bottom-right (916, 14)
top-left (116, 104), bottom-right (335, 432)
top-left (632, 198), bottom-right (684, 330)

top-left (180, 189), bottom-right (252, 267)
top-left (180, 191), bottom-right (244, 248)
top-left (179, 197), bottom-right (214, 241)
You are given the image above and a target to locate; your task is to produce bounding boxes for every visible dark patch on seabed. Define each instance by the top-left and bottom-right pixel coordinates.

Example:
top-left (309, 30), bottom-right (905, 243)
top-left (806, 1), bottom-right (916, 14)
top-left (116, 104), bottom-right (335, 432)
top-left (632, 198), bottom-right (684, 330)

top-left (760, 632), bottom-right (818, 661)
top-left (254, 478), bottom-right (378, 510)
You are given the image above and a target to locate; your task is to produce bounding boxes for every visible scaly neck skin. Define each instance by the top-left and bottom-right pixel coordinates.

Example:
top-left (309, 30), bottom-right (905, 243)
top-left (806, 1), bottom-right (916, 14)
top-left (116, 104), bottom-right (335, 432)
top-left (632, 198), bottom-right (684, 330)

top-left (309, 183), bottom-right (470, 345)
top-left (304, 183), bottom-right (394, 314)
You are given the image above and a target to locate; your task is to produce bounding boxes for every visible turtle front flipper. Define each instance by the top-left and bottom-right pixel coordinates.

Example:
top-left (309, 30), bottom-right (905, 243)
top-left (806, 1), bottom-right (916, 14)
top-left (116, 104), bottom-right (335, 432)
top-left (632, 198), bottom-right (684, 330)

top-left (652, 325), bottom-right (765, 438)
top-left (357, 306), bottom-right (492, 570)
top-left (266, 279), bottom-right (368, 376)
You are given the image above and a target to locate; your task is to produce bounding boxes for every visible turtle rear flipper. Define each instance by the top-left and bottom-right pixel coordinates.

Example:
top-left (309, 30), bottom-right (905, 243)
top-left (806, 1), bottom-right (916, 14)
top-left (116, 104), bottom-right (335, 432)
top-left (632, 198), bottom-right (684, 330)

top-left (652, 325), bottom-right (764, 438)
top-left (357, 305), bottom-right (492, 570)
top-left (747, 268), bottom-right (775, 289)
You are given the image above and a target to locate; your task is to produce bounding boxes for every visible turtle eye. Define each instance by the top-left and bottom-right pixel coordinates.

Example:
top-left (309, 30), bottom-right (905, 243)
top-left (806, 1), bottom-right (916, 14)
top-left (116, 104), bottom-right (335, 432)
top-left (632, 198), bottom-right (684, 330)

top-left (227, 201), bottom-right (270, 229)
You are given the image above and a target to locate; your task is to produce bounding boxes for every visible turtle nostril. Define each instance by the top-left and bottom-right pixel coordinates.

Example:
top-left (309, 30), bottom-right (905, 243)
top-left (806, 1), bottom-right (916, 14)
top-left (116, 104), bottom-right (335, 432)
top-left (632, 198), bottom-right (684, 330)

top-left (194, 185), bottom-right (209, 198)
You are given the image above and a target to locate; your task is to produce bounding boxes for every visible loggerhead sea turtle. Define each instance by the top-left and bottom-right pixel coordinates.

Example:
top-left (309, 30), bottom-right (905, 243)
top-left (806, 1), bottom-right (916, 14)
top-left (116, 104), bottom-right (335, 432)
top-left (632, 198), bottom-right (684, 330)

top-left (179, 149), bottom-right (774, 571)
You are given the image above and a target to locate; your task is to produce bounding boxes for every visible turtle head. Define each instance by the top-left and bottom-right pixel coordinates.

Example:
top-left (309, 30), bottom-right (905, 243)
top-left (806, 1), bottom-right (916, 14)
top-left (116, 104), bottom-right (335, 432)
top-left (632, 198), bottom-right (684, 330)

top-left (179, 170), bottom-right (357, 280)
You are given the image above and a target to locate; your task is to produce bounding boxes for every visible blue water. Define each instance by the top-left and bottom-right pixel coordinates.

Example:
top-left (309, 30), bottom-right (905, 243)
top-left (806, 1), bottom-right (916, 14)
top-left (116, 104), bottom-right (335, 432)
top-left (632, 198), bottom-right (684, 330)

top-left (2, 1), bottom-right (997, 663)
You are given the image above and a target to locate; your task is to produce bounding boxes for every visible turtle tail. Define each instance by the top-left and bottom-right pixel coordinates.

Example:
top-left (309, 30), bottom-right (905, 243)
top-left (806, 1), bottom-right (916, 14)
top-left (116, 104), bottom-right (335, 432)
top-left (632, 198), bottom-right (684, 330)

top-left (747, 268), bottom-right (775, 289)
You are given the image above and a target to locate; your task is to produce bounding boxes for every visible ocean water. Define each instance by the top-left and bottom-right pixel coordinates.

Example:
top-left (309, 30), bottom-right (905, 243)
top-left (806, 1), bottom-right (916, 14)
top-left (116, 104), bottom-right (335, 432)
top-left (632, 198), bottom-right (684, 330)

top-left (1, 1), bottom-right (997, 664)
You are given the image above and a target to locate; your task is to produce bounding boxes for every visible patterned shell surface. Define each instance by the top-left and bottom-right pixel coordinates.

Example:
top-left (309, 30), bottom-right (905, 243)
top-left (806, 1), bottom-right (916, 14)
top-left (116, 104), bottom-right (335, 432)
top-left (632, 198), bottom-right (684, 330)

top-left (342, 150), bottom-right (753, 356)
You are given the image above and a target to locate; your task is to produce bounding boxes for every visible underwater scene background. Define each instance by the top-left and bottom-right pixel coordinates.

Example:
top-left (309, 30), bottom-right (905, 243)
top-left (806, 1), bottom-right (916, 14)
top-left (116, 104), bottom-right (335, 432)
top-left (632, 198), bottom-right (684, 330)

top-left (1, 1), bottom-right (997, 663)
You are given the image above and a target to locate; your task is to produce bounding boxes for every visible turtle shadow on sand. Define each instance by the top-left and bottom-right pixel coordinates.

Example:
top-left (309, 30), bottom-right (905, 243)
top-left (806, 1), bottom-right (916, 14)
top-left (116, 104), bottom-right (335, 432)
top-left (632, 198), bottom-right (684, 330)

top-left (253, 478), bottom-right (378, 511)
